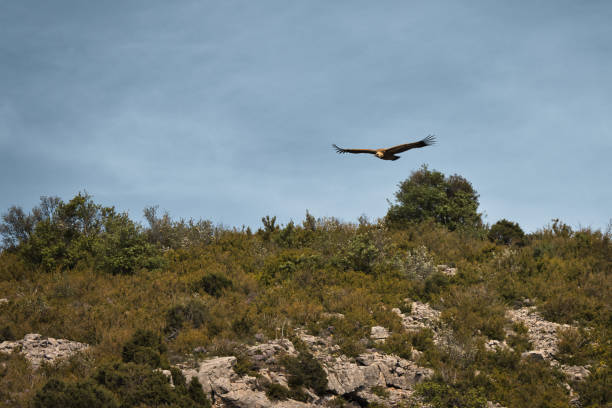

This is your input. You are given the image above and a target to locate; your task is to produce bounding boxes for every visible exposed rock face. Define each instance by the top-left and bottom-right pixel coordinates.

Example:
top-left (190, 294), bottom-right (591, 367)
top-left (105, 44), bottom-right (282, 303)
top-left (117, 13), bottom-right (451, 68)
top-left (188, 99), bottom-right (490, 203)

top-left (436, 265), bottom-right (457, 276)
top-left (506, 307), bottom-right (571, 361)
top-left (392, 301), bottom-right (441, 332)
top-left (370, 326), bottom-right (390, 342)
top-left (247, 338), bottom-right (297, 366)
top-left (181, 335), bottom-right (433, 408)
top-left (485, 339), bottom-right (511, 352)
top-left (560, 365), bottom-right (591, 382)
top-left (506, 306), bottom-right (591, 392)
top-left (0, 333), bottom-right (89, 369)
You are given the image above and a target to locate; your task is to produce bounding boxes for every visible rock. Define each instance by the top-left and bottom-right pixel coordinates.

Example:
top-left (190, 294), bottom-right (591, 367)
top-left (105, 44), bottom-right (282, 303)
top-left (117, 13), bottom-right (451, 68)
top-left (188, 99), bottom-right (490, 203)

top-left (370, 326), bottom-right (390, 342)
top-left (247, 339), bottom-right (297, 366)
top-left (506, 307), bottom-right (573, 361)
top-left (156, 369), bottom-right (174, 387)
top-left (355, 352), bottom-right (433, 390)
top-left (394, 301), bottom-right (441, 332)
top-left (0, 298), bottom-right (8, 305)
top-left (181, 335), bottom-right (433, 408)
top-left (321, 312), bottom-right (345, 320)
top-left (521, 350), bottom-right (546, 361)
top-left (221, 389), bottom-right (271, 408)
top-left (182, 356), bottom-right (237, 395)
top-left (485, 339), bottom-right (511, 352)
top-left (487, 402), bottom-right (507, 408)
top-left (24, 333), bottom-right (42, 342)
top-left (222, 389), bottom-right (312, 407)
top-left (437, 265), bottom-right (457, 276)
top-left (0, 333), bottom-right (89, 369)
top-left (561, 365), bottom-right (590, 382)
top-left (325, 357), bottom-right (367, 394)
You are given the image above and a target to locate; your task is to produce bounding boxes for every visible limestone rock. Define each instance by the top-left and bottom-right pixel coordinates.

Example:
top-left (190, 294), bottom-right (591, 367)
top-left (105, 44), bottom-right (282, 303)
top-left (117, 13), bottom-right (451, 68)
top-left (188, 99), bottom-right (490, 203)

top-left (321, 312), bottom-right (345, 320)
top-left (247, 338), bottom-right (296, 366)
top-left (561, 365), bottom-right (590, 382)
top-left (0, 333), bottom-right (88, 369)
top-left (393, 301), bottom-right (441, 332)
top-left (182, 356), bottom-right (238, 395)
top-left (370, 326), bottom-right (390, 342)
top-left (325, 357), bottom-right (367, 395)
top-left (506, 307), bottom-right (571, 361)
top-left (485, 339), bottom-right (511, 352)
top-left (437, 265), bottom-right (457, 276)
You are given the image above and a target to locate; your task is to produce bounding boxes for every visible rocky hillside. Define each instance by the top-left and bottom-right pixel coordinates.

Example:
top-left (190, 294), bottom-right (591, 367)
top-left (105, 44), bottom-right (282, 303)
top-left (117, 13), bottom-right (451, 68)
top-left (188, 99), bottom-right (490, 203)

top-left (1, 296), bottom-right (598, 408)
top-left (0, 191), bottom-right (610, 407)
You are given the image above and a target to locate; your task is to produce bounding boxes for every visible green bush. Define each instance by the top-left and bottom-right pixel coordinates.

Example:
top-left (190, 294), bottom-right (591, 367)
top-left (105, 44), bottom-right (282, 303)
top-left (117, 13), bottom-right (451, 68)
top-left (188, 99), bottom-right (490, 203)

top-left (0, 193), bottom-right (162, 274)
top-left (121, 329), bottom-right (167, 368)
top-left (187, 377), bottom-right (211, 407)
top-left (194, 273), bottom-right (233, 297)
top-left (379, 332), bottom-right (413, 359)
top-left (264, 382), bottom-right (292, 401)
top-left (488, 219), bottom-right (525, 246)
top-left (416, 380), bottom-right (487, 408)
top-left (281, 351), bottom-right (328, 396)
top-left (386, 165), bottom-right (482, 231)
top-left (165, 300), bottom-right (210, 335)
top-left (33, 379), bottom-right (118, 408)
top-left (94, 362), bottom-right (177, 407)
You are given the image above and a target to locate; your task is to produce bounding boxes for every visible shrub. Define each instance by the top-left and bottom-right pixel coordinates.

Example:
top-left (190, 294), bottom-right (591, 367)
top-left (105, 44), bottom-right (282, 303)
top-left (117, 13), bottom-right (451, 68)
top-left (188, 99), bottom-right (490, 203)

top-left (194, 273), bottom-right (233, 297)
top-left (264, 382), bottom-right (292, 401)
top-left (379, 332), bottom-right (413, 360)
top-left (33, 379), bottom-right (118, 408)
top-left (404, 245), bottom-right (436, 280)
top-left (416, 380), bottom-right (487, 408)
top-left (0, 193), bottom-right (162, 274)
top-left (488, 219), bottom-right (525, 246)
top-left (165, 300), bottom-right (210, 336)
top-left (386, 165), bottom-right (482, 231)
top-left (340, 233), bottom-right (380, 273)
top-left (121, 329), bottom-right (167, 368)
top-left (94, 362), bottom-right (176, 407)
top-left (187, 377), bottom-right (211, 407)
top-left (281, 351), bottom-right (328, 396)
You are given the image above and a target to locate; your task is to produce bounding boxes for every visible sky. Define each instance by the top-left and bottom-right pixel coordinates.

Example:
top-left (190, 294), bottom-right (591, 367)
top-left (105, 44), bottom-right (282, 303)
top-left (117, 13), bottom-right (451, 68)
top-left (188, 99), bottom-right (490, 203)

top-left (1, 1), bottom-right (611, 233)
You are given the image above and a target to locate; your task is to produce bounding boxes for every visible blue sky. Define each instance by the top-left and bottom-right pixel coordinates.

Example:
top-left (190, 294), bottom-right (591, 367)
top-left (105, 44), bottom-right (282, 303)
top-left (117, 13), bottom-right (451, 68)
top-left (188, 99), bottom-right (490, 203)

top-left (1, 1), bottom-right (611, 232)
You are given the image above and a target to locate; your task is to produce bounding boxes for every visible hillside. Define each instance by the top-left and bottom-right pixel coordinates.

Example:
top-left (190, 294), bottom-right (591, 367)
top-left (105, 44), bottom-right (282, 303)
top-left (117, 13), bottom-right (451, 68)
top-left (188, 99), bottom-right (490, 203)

top-left (0, 172), bottom-right (610, 407)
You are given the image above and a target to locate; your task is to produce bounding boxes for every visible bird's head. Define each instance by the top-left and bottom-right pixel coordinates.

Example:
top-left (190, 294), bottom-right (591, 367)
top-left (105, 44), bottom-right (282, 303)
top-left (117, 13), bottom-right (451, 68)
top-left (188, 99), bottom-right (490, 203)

top-left (375, 151), bottom-right (384, 158)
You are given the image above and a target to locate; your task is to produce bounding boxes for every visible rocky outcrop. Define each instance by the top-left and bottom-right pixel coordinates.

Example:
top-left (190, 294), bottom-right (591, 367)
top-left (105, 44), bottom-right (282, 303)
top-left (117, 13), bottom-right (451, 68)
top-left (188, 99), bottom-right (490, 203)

top-left (436, 265), bottom-right (457, 276)
top-left (0, 333), bottom-right (89, 369)
top-left (181, 334), bottom-right (433, 408)
top-left (370, 326), bottom-right (390, 343)
top-left (323, 351), bottom-right (433, 395)
top-left (506, 307), bottom-right (571, 361)
top-left (392, 301), bottom-right (441, 332)
top-left (507, 308), bottom-right (590, 374)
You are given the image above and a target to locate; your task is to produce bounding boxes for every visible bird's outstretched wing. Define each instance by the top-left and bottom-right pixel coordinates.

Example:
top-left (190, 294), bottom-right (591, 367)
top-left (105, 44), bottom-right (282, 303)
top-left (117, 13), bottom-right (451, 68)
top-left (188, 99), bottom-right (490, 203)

top-left (332, 144), bottom-right (377, 155)
top-left (384, 135), bottom-right (436, 155)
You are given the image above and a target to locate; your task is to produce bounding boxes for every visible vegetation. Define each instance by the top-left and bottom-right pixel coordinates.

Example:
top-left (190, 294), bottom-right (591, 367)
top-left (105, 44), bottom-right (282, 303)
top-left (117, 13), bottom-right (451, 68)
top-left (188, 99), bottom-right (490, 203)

top-left (0, 167), bottom-right (610, 407)
top-left (488, 219), bottom-right (525, 246)
top-left (386, 165), bottom-right (482, 231)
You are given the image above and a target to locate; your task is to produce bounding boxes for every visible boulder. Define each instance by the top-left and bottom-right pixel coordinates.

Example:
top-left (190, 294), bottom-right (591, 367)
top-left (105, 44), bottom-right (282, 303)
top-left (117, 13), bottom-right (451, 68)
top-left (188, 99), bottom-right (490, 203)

top-left (182, 356), bottom-right (238, 394)
top-left (0, 333), bottom-right (88, 369)
top-left (370, 326), bottom-right (390, 342)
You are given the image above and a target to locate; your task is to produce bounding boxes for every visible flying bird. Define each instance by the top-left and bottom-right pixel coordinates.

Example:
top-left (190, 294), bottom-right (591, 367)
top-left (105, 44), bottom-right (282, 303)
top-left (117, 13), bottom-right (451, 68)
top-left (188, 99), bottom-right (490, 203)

top-left (332, 135), bottom-right (436, 161)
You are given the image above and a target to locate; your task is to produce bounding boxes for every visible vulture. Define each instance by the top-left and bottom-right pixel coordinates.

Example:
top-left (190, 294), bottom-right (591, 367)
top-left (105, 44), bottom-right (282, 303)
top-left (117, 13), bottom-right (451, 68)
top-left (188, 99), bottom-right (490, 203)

top-left (332, 135), bottom-right (435, 161)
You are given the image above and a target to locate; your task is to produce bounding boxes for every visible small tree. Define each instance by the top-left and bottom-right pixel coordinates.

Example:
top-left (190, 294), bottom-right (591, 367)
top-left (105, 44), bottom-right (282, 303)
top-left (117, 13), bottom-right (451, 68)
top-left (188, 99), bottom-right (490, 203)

top-left (386, 165), bottom-right (482, 231)
top-left (488, 219), bottom-right (525, 245)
